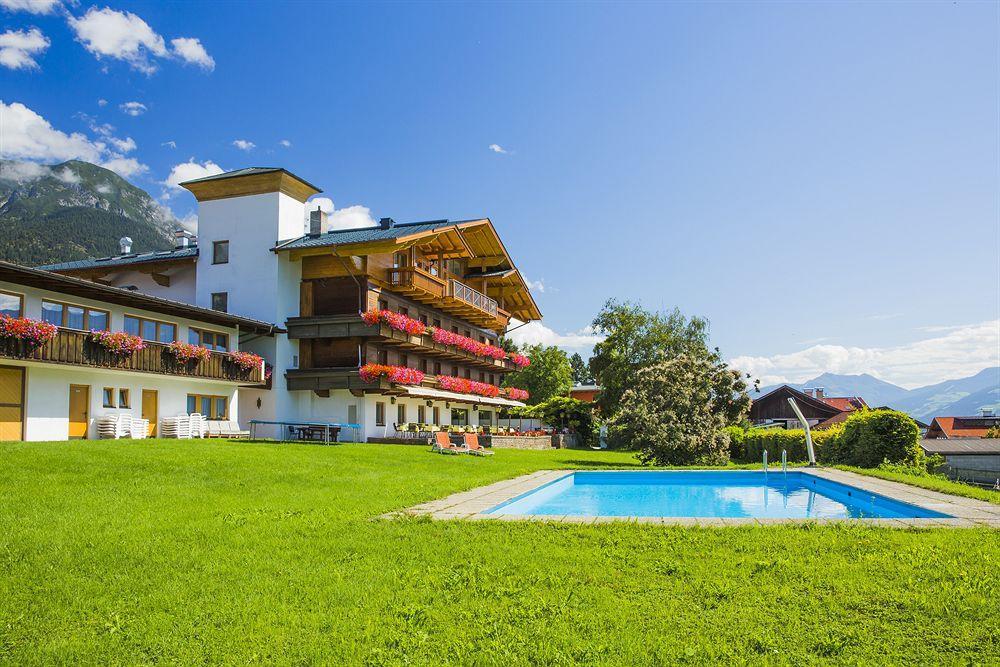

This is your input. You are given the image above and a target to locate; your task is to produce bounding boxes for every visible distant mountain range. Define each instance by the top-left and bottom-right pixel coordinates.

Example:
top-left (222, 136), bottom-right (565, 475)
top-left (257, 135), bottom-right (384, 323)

top-left (0, 159), bottom-right (175, 266)
top-left (757, 367), bottom-right (1000, 424)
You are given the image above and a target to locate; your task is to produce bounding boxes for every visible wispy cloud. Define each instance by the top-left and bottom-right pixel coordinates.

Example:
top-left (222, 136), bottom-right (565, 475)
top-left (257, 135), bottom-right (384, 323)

top-left (0, 0), bottom-right (60, 15)
top-left (162, 158), bottom-right (224, 191)
top-left (232, 139), bottom-right (255, 151)
top-left (279, 139), bottom-right (292, 148)
top-left (169, 37), bottom-right (214, 71)
top-left (506, 320), bottom-right (603, 352)
top-left (0, 27), bottom-right (50, 70)
top-left (161, 140), bottom-right (176, 149)
top-left (488, 143), bottom-right (508, 155)
top-left (119, 101), bottom-right (146, 116)
top-left (729, 320), bottom-right (1000, 389)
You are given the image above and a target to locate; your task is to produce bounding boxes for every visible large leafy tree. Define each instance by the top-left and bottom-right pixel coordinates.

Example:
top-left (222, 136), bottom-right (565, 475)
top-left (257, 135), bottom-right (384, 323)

top-left (609, 353), bottom-right (752, 465)
top-left (589, 299), bottom-right (709, 415)
top-left (569, 352), bottom-right (592, 385)
top-left (503, 343), bottom-right (573, 405)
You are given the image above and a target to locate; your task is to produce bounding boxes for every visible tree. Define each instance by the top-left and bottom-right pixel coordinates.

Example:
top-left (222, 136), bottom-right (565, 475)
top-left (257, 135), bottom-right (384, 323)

top-left (609, 353), bottom-right (752, 465)
top-left (589, 300), bottom-right (710, 415)
top-left (503, 343), bottom-right (572, 405)
top-left (536, 396), bottom-right (597, 446)
top-left (569, 352), bottom-right (592, 385)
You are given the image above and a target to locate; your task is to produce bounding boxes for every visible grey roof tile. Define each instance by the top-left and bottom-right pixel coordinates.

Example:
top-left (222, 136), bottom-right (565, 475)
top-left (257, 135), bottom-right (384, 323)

top-left (37, 246), bottom-right (199, 272)
top-left (275, 220), bottom-right (454, 251)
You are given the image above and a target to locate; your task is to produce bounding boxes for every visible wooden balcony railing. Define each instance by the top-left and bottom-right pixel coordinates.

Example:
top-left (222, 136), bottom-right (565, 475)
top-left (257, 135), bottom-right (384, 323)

top-left (386, 267), bottom-right (501, 324)
top-left (387, 266), bottom-right (446, 298)
top-left (0, 328), bottom-right (263, 384)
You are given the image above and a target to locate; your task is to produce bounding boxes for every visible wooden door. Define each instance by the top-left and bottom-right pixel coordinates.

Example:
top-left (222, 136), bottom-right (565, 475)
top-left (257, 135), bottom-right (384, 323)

top-left (68, 384), bottom-right (89, 439)
top-left (0, 366), bottom-right (25, 441)
top-left (141, 389), bottom-right (158, 437)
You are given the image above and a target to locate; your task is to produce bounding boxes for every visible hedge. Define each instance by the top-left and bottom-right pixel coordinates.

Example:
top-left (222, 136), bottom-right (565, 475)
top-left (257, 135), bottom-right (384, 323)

top-left (730, 410), bottom-right (921, 468)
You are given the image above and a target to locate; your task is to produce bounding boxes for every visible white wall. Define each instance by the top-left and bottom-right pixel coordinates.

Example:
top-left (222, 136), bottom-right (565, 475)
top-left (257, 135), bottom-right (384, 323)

top-left (13, 362), bottom-right (239, 441)
top-left (103, 265), bottom-right (197, 304)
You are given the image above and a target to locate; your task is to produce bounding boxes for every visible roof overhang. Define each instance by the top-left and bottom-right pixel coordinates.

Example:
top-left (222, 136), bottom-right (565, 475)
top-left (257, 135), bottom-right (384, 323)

top-left (181, 169), bottom-right (321, 203)
top-left (0, 261), bottom-right (282, 335)
top-left (401, 385), bottom-right (526, 408)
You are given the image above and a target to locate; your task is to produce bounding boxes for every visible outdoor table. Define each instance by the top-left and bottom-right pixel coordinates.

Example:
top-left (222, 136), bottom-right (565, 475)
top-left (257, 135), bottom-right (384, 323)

top-left (248, 420), bottom-right (360, 444)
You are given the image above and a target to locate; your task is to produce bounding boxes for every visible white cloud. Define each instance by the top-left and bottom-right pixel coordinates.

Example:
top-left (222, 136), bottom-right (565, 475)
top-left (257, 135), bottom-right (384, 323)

top-left (523, 276), bottom-right (546, 294)
top-left (488, 143), bottom-right (508, 154)
top-left (169, 37), bottom-right (214, 71)
top-left (52, 166), bottom-right (79, 184)
top-left (95, 182), bottom-right (111, 194)
top-left (119, 101), bottom-right (146, 116)
top-left (279, 139), bottom-right (291, 148)
top-left (729, 320), bottom-right (1000, 390)
top-left (68, 7), bottom-right (168, 74)
top-left (232, 139), bottom-right (255, 151)
top-left (0, 0), bottom-right (60, 14)
top-left (108, 136), bottom-right (136, 153)
top-left (506, 320), bottom-right (604, 352)
top-left (0, 27), bottom-right (50, 70)
top-left (330, 205), bottom-right (376, 230)
top-left (97, 98), bottom-right (107, 107)
top-left (100, 156), bottom-right (146, 178)
top-left (0, 160), bottom-right (50, 182)
top-left (0, 101), bottom-right (105, 162)
top-left (161, 140), bottom-right (176, 149)
top-left (163, 158), bottom-right (224, 190)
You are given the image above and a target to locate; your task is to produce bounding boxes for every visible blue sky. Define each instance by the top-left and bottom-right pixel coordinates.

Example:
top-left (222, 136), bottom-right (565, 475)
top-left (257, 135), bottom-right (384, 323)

top-left (1, 0), bottom-right (997, 387)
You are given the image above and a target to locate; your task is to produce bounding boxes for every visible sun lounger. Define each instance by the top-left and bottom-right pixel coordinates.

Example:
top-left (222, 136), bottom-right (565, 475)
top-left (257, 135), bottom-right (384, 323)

top-left (431, 431), bottom-right (467, 455)
top-left (463, 433), bottom-right (494, 456)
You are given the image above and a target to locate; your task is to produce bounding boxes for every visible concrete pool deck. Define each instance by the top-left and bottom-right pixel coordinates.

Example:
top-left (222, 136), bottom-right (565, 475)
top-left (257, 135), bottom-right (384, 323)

top-left (391, 468), bottom-right (1000, 527)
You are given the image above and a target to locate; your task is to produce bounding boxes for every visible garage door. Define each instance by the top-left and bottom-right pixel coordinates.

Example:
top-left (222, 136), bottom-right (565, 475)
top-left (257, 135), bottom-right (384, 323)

top-left (0, 366), bottom-right (25, 441)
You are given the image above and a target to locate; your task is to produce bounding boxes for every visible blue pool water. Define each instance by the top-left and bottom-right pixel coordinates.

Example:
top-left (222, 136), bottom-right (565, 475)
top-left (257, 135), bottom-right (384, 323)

top-left (487, 471), bottom-right (950, 519)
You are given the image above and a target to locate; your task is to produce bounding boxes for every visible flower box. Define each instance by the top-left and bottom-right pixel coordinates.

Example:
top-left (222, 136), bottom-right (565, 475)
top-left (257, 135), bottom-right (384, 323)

top-left (359, 363), bottom-right (425, 385)
top-left (88, 330), bottom-right (146, 356)
top-left (0, 315), bottom-right (58, 349)
top-left (167, 341), bottom-right (211, 364)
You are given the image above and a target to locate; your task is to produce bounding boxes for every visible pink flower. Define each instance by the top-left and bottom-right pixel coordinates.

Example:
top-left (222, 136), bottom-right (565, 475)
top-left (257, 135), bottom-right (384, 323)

top-left (361, 309), bottom-right (426, 336)
top-left (0, 315), bottom-right (58, 347)
top-left (228, 350), bottom-right (264, 372)
top-left (168, 341), bottom-right (211, 363)
top-left (89, 330), bottom-right (145, 356)
top-left (505, 387), bottom-right (529, 401)
top-left (359, 363), bottom-right (425, 385)
top-left (510, 353), bottom-right (531, 368)
top-left (436, 375), bottom-right (502, 398)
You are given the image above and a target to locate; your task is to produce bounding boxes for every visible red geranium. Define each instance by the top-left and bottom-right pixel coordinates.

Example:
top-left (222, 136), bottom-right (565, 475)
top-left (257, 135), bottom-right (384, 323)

top-left (505, 387), bottom-right (529, 401)
top-left (89, 330), bottom-right (145, 356)
top-left (436, 375), bottom-right (502, 398)
top-left (361, 309), bottom-right (426, 336)
top-left (168, 341), bottom-right (211, 363)
top-left (228, 350), bottom-right (264, 372)
top-left (429, 327), bottom-right (508, 361)
top-left (359, 363), bottom-right (425, 385)
top-left (509, 353), bottom-right (531, 368)
top-left (0, 315), bottom-right (58, 347)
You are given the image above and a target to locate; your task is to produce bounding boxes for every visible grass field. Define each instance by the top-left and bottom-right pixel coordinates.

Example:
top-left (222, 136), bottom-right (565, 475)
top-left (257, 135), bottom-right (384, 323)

top-left (1, 439), bottom-right (997, 664)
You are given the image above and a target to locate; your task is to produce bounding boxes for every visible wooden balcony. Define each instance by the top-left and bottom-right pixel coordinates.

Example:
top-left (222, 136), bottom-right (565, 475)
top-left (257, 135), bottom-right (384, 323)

top-left (285, 367), bottom-right (386, 392)
top-left (284, 314), bottom-right (519, 373)
top-left (0, 328), bottom-right (264, 384)
top-left (386, 267), bottom-right (509, 329)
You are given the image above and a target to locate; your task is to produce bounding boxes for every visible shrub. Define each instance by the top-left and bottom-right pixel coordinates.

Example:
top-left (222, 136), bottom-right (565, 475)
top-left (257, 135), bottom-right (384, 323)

top-left (837, 409), bottom-right (921, 467)
top-left (732, 425), bottom-right (844, 464)
top-left (536, 396), bottom-right (596, 447)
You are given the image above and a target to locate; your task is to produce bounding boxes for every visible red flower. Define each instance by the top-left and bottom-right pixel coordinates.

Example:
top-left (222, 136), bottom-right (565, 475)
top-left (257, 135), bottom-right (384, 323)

top-left (359, 363), bottom-right (425, 385)
top-left (0, 315), bottom-right (58, 347)
top-left (168, 341), bottom-right (211, 363)
top-left (228, 350), bottom-right (264, 372)
top-left (361, 309), bottom-right (426, 336)
top-left (89, 330), bottom-right (145, 356)
top-left (436, 375), bottom-right (503, 398)
top-left (505, 387), bottom-right (529, 401)
top-left (509, 353), bottom-right (531, 368)
top-left (429, 327), bottom-right (508, 361)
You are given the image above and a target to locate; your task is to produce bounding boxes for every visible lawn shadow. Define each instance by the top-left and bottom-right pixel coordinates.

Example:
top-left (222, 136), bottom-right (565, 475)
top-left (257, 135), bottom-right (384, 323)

top-left (561, 458), bottom-right (645, 469)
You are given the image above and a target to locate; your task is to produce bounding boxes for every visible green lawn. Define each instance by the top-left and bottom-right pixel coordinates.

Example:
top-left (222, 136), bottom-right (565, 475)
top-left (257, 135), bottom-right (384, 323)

top-left (1, 440), bottom-right (997, 665)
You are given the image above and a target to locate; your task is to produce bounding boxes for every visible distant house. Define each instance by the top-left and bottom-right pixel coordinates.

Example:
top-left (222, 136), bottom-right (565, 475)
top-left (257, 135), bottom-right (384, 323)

top-left (750, 386), bottom-right (868, 430)
top-left (924, 415), bottom-right (1000, 439)
top-left (920, 438), bottom-right (1000, 485)
top-left (569, 384), bottom-right (601, 403)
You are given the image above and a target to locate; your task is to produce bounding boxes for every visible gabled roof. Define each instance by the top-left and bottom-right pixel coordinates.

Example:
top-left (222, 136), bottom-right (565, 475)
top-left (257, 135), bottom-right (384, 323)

top-left (273, 220), bottom-right (454, 251)
top-left (37, 246), bottom-right (199, 273)
top-left (0, 261), bottom-right (280, 335)
top-left (820, 396), bottom-right (868, 411)
top-left (751, 384), bottom-right (843, 417)
top-left (926, 416), bottom-right (995, 439)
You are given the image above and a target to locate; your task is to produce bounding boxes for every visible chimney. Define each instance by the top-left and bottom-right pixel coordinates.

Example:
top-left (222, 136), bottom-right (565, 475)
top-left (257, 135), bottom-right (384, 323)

top-left (814, 387), bottom-right (825, 399)
top-left (802, 388), bottom-right (813, 398)
top-left (309, 207), bottom-right (329, 237)
top-left (379, 217), bottom-right (395, 230)
top-left (173, 229), bottom-right (197, 249)
top-left (119, 237), bottom-right (133, 254)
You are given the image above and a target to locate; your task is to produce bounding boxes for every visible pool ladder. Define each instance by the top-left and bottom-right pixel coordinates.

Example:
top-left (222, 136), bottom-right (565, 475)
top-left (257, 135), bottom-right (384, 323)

top-left (763, 449), bottom-right (788, 475)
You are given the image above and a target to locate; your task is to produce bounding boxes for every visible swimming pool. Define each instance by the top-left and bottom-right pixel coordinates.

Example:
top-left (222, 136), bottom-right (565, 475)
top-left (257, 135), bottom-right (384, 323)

top-left (485, 471), bottom-right (951, 519)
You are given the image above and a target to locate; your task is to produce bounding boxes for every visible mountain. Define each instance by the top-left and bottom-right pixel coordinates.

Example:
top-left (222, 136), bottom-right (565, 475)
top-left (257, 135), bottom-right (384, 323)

top-left (755, 368), bottom-right (1000, 424)
top-left (756, 373), bottom-right (909, 407)
top-left (0, 159), bottom-right (175, 266)
top-left (891, 367), bottom-right (1000, 423)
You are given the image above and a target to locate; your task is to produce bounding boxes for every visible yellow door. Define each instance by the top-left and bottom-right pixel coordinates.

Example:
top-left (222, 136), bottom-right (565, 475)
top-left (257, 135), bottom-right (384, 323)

top-left (68, 384), bottom-right (89, 439)
top-left (0, 366), bottom-right (25, 441)
top-left (142, 390), bottom-right (158, 437)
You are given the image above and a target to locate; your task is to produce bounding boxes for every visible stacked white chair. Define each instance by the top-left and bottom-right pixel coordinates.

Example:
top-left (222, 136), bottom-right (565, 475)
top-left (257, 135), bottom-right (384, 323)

top-left (188, 413), bottom-right (206, 438)
top-left (160, 415), bottom-right (192, 439)
top-left (130, 418), bottom-right (149, 440)
top-left (97, 413), bottom-right (133, 439)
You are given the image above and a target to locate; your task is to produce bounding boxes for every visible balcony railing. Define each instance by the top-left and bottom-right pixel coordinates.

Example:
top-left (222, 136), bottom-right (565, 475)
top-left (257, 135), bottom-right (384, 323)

top-left (0, 328), bottom-right (263, 384)
top-left (449, 279), bottom-right (498, 317)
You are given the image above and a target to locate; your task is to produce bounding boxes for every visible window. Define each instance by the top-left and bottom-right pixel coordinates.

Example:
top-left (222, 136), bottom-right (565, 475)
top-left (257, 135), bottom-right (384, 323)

top-left (480, 336), bottom-right (487, 344)
top-left (103, 387), bottom-right (115, 408)
top-left (212, 240), bottom-right (229, 264)
top-left (0, 291), bottom-right (23, 318)
top-left (433, 406), bottom-right (440, 424)
top-left (451, 326), bottom-right (458, 334)
top-left (211, 292), bottom-right (228, 313)
top-left (397, 403), bottom-right (406, 425)
top-left (419, 359), bottom-right (428, 373)
top-left (464, 330), bottom-right (471, 339)
top-left (118, 388), bottom-right (130, 409)
top-left (398, 307), bottom-right (408, 317)
top-left (189, 328), bottom-right (229, 351)
top-left (419, 314), bottom-right (427, 325)
top-left (489, 374), bottom-right (495, 385)
top-left (417, 405), bottom-right (426, 423)
top-left (377, 349), bottom-right (388, 365)
top-left (378, 299), bottom-right (389, 311)
top-left (375, 401), bottom-right (386, 426)
top-left (399, 353), bottom-right (408, 368)
top-left (478, 372), bottom-right (485, 382)
top-left (124, 315), bottom-right (176, 343)
top-left (451, 366), bottom-right (459, 378)
top-left (479, 410), bottom-right (493, 426)
top-left (451, 408), bottom-right (469, 426)
top-left (433, 362), bottom-right (441, 375)
top-left (41, 300), bottom-right (109, 331)
top-left (433, 319), bottom-right (441, 328)
top-left (186, 394), bottom-right (229, 419)
top-left (393, 252), bottom-right (408, 268)
top-left (464, 369), bottom-right (471, 379)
